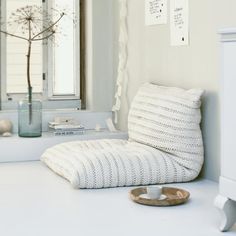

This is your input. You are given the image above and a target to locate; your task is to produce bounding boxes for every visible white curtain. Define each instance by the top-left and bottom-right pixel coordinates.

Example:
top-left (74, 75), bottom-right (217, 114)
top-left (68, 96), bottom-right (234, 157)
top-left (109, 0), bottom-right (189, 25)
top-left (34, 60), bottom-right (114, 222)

top-left (112, 0), bottom-right (128, 124)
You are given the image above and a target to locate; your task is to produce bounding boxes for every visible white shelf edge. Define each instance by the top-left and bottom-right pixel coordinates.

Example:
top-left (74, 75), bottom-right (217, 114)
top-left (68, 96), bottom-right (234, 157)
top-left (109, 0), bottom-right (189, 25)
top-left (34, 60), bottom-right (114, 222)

top-left (0, 130), bottom-right (128, 163)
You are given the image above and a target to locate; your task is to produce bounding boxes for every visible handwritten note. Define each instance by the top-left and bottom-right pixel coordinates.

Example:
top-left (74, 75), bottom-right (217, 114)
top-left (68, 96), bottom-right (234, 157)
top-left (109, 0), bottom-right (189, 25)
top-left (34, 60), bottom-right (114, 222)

top-left (145, 0), bottom-right (167, 26)
top-left (170, 0), bottom-right (189, 46)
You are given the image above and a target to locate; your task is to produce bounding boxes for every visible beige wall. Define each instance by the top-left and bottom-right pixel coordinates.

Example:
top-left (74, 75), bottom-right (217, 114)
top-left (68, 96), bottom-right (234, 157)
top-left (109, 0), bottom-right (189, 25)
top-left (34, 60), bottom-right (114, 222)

top-left (115, 0), bottom-right (236, 181)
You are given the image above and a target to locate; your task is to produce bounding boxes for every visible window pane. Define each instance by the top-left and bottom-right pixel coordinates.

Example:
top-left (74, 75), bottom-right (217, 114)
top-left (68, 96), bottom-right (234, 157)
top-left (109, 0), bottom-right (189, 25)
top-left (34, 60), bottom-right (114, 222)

top-left (53, 0), bottom-right (76, 95)
top-left (6, 0), bottom-right (43, 94)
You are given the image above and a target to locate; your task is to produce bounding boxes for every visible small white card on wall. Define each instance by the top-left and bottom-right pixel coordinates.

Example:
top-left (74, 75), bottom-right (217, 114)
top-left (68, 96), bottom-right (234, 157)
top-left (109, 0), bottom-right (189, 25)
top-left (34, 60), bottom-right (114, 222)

top-left (170, 0), bottom-right (189, 46)
top-left (145, 0), bottom-right (167, 26)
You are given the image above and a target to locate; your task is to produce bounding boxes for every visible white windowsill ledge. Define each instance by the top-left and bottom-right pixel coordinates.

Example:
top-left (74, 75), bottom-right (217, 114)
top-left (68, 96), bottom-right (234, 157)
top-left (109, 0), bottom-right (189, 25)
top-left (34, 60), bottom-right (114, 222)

top-left (0, 109), bottom-right (113, 133)
top-left (0, 129), bottom-right (128, 163)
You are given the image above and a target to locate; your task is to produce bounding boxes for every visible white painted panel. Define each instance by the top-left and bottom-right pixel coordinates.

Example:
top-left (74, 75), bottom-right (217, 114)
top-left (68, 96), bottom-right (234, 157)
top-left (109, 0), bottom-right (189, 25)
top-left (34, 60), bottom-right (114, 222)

top-left (220, 177), bottom-right (236, 201)
top-left (7, 53), bottom-right (42, 65)
top-left (221, 41), bottom-right (236, 181)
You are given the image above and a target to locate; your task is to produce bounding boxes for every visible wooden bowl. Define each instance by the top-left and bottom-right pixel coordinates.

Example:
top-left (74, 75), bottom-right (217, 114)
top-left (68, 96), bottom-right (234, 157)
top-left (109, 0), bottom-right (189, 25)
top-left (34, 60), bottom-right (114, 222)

top-left (130, 187), bottom-right (190, 206)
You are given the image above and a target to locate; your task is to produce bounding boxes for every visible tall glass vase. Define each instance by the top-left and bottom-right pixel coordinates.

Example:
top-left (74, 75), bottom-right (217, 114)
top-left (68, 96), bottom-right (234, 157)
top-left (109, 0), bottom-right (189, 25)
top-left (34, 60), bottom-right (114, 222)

top-left (18, 98), bottom-right (42, 137)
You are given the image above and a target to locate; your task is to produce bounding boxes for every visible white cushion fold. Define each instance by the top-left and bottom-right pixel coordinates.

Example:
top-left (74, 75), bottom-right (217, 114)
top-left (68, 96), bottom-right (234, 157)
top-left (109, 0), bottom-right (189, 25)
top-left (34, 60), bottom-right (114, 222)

top-left (41, 83), bottom-right (204, 189)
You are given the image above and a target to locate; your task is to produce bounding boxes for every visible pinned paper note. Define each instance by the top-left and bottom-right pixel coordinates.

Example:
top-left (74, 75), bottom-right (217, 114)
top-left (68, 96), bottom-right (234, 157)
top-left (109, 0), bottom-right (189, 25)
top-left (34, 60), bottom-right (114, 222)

top-left (170, 0), bottom-right (189, 46)
top-left (145, 0), bottom-right (167, 25)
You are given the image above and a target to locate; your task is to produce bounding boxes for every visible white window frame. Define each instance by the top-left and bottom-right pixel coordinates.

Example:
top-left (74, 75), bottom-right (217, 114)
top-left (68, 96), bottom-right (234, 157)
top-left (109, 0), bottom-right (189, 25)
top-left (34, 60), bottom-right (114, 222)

top-left (0, 0), bottom-right (81, 110)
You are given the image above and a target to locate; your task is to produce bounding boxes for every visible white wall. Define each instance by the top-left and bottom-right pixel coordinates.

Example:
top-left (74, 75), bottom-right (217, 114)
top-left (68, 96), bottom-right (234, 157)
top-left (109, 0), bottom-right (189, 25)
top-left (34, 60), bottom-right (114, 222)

top-left (86, 0), bottom-right (115, 112)
top-left (115, 0), bottom-right (236, 182)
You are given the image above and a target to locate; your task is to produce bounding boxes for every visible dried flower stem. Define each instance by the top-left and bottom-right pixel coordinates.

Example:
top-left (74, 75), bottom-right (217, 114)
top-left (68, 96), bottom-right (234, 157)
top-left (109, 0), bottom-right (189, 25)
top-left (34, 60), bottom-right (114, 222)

top-left (32, 13), bottom-right (65, 40)
top-left (27, 20), bottom-right (33, 123)
top-left (0, 6), bottom-right (66, 125)
top-left (0, 30), bottom-right (28, 41)
top-left (32, 31), bottom-right (55, 41)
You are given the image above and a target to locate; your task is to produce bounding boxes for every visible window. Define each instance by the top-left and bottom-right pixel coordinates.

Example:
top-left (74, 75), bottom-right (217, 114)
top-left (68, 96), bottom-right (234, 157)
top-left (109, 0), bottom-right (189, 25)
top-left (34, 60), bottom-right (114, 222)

top-left (0, 0), bottom-right (82, 110)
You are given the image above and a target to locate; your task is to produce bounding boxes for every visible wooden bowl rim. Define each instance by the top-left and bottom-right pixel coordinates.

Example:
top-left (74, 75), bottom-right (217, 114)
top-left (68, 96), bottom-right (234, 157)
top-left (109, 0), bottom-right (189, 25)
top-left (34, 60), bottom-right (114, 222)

top-left (130, 186), bottom-right (190, 206)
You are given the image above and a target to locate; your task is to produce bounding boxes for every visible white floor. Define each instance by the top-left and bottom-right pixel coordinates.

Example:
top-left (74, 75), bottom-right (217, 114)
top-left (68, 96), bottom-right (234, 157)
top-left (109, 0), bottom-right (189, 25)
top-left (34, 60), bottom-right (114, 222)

top-left (0, 162), bottom-right (235, 236)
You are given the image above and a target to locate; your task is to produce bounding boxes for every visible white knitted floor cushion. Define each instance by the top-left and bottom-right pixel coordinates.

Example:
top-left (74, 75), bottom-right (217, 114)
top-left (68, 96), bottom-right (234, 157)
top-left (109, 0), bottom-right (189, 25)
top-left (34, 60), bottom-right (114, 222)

top-left (41, 83), bottom-right (204, 189)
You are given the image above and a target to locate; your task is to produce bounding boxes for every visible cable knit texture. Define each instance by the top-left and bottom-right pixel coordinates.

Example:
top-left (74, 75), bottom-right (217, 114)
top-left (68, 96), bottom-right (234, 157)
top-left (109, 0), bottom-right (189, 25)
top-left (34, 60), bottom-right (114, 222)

top-left (41, 83), bottom-right (204, 189)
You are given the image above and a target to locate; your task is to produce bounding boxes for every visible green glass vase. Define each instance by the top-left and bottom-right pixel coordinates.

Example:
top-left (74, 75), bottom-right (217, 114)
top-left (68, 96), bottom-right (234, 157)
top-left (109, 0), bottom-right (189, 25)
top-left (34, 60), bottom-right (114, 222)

top-left (18, 99), bottom-right (42, 137)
